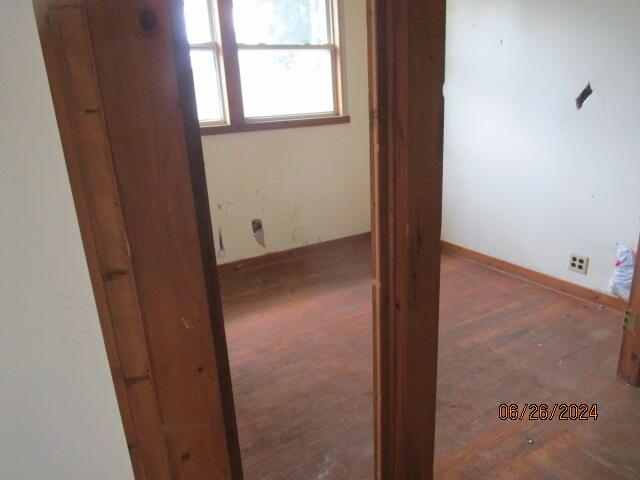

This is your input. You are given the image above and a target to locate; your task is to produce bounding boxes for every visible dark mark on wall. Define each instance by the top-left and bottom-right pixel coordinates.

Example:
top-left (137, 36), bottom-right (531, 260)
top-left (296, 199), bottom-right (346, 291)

top-left (252, 219), bottom-right (266, 247)
top-left (576, 83), bottom-right (593, 110)
top-left (218, 228), bottom-right (225, 256)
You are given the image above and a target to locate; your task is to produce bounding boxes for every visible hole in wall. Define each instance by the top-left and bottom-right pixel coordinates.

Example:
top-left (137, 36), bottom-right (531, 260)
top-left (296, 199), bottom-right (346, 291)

top-left (252, 219), bottom-right (266, 247)
top-left (576, 83), bottom-right (593, 110)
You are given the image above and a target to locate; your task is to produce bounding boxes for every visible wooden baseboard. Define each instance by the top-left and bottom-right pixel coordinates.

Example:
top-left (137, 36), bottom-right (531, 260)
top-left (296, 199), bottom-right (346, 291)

top-left (441, 241), bottom-right (627, 312)
top-left (217, 232), bottom-right (371, 276)
top-left (217, 235), bottom-right (626, 311)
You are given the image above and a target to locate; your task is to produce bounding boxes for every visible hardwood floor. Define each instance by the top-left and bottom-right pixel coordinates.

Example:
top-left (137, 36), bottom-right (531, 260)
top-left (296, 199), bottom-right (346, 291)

top-left (219, 236), bottom-right (373, 480)
top-left (436, 252), bottom-right (640, 479)
top-left (219, 235), bottom-right (640, 479)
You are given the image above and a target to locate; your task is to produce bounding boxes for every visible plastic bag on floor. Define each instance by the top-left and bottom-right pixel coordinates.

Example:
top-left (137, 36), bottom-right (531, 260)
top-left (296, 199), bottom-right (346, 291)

top-left (609, 244), bottom-right (635, 301)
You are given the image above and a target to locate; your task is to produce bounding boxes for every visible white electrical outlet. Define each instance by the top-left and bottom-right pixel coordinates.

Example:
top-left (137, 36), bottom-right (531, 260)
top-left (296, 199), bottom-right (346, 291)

top-left (569, 254), bottom-right (589, 275)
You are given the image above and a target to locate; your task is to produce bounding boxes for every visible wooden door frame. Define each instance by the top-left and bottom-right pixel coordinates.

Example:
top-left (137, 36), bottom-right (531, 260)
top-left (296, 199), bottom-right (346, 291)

top-left (34, 0), bottom-right (446, 478)
top-left (618, 235), bottom-right (640, 386)
top-left (33, 1), bottom-right (243, 478)
top-left (368, 0), bottom-right (446, 478)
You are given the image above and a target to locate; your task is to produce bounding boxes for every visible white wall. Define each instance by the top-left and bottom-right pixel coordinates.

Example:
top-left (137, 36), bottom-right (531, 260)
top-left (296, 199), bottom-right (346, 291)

top-left (0, 2), bottom-right (133, 478)
top-left (203, 0), bottom-right (371, 264)
top-left (443, 0), bottom-right (640, 293)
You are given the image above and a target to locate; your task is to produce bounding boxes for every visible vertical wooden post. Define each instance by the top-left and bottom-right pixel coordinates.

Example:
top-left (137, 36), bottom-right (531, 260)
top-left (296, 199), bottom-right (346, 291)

top-left (618, 235), bottom-right (640, 387)
top-left (368, 0), bottom-right (446, 478)
top-left (33, 1), bottom-right (243, 478)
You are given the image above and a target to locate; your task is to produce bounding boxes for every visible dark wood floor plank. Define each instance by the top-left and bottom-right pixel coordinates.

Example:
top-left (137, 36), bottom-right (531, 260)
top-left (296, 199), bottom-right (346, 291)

top-left (219, 235), bottom-right (640, 479)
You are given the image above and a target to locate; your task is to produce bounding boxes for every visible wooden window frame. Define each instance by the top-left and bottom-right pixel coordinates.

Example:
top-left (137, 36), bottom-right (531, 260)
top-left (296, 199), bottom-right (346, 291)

top-left (196, 0), bottom-right (350, 135)
top-left (188, 0), bottom-right (228, 125)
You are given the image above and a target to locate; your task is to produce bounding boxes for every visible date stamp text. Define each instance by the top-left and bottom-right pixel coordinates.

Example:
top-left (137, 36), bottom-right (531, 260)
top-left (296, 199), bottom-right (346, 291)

top-left (498, 403), bottom-right (599, 421)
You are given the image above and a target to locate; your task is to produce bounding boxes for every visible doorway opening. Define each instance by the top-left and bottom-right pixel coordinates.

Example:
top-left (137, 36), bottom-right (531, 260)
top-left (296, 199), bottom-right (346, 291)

top-left (32, 0), bottom-right (640, 478)
top-left (436, 2), bottom-right (640, 477)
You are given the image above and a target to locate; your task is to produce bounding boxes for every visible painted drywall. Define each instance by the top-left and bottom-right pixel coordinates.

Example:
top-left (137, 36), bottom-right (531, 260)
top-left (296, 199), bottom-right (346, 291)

top-left (202, 0), bottom-right (371, 264)
top-left (443, 0), bottom-right (640, 294)
top-left (0, 2), bottom-right (133, 479)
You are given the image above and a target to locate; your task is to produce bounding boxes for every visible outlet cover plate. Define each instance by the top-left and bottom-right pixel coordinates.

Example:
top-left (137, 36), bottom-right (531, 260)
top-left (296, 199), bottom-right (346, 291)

top-left (569, 254), bottom-right (589, 275)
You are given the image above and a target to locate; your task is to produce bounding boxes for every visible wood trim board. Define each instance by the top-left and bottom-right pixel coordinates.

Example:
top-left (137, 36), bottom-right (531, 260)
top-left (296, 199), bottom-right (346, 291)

top-left (441, 241), bottom-right (627, 312)
top-left (618, 234), bottom-right (640, 386)
top-left (217, 233), bottom-right (370, 276)
top-left (219, 235), bottom-right (626, 315)
top-left (33, 1), bottom-right (243, 478)
top-left (368, 0), bottom-right (446, 478)
top-left (200, 115), bottom-right (350, 135)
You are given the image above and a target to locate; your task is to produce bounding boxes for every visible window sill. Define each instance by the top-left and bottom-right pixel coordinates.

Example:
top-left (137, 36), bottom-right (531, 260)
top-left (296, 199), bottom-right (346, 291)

top-left (200, 115), bottom-right (350, 136)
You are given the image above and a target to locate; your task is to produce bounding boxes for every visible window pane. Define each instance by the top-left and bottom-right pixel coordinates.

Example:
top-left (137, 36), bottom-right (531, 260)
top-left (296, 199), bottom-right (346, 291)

top-left (184, 0), bottom-right (212, 44)
top-left (233, 0), bottom-right (329, 45)
top-left (190, 49), bottom-right (224, 122)
top-left (239, 49), bottom-right (334, 118)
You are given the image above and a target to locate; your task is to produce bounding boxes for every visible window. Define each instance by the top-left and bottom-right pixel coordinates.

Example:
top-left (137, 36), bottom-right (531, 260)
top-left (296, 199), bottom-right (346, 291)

top-left (185, 0), bottom-right (226, 124)
top-left (184, 0), bottom-right (347, 134)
